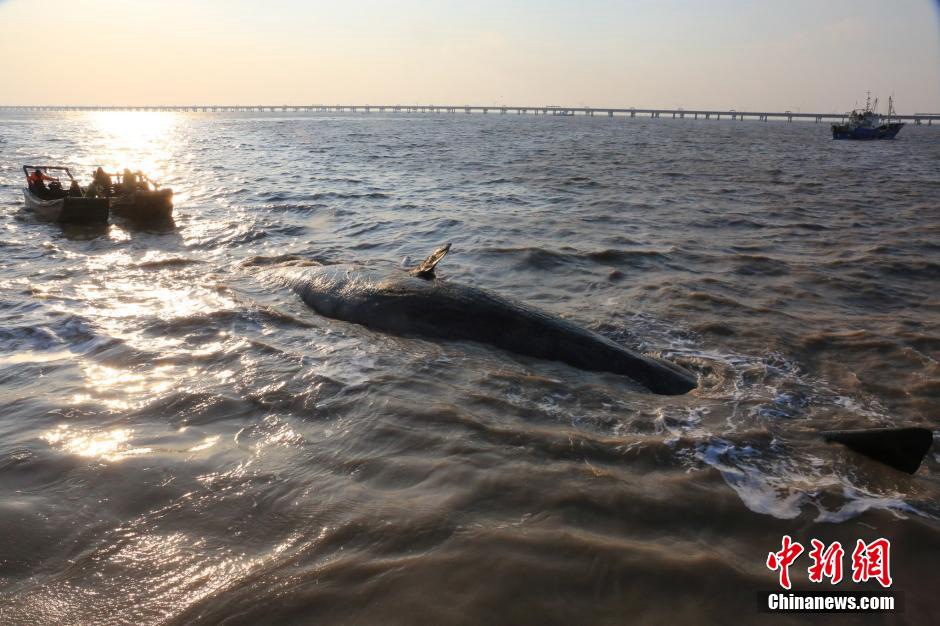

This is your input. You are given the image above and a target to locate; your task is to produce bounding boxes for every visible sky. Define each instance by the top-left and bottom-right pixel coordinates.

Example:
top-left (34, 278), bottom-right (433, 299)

top-left (1, 0), bottom-right (938, 112)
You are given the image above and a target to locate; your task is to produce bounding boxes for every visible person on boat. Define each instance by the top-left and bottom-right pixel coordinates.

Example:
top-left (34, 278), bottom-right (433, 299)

top-left (27, 168), bottom-right (53, 191)
top-left (92, 168), bottom-right (112, 196)
top-left (123, 168), bottom-right (137, 194)
top-left (68, 179), bottom-right (82, 197)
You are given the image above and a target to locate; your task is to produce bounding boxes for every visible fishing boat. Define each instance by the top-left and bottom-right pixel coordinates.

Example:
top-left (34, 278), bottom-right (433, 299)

top-left (107, 170), bottom-right (174, 222)
top-left (21, 165), bottom-right (109, 224)
top-left (832, 94), bottom-right (904, 140)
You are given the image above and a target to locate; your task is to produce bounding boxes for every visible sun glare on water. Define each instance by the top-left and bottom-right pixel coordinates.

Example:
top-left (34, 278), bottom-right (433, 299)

top-left (43, 425), bottom-right (152, 462)
top-left (87, 111), bottom-right (179, 180)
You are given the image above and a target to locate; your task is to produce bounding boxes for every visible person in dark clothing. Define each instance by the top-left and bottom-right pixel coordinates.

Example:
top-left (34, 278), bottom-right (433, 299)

top-left (123, 168), bottom-right (137, 194)
top-left (68, 179), bottom-right (83, 197)
top-left (93, 167), bottom-right (112, 197)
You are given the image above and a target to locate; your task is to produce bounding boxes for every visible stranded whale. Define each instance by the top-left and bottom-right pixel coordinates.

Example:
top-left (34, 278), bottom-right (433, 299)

top-left (271, 245), bottom-right (933, 472)
top-left (280, 244), bottom-right (698, 395)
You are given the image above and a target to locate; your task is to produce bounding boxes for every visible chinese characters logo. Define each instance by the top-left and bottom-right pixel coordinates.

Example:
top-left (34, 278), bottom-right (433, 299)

top-left (767, 536), bottom-right (892, 589)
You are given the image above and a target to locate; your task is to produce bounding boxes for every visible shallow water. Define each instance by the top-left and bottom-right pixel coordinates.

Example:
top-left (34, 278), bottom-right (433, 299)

top-left (1, 112), bottom-right (938, 624)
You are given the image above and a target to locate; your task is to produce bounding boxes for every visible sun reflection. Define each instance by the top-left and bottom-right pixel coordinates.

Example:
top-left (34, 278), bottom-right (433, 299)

top-left (73, 362), bottom-right (177, 410)
top-left (44, 425), bottom-right (151, 462)
top-left (0, 349), bottom-right (74, 366)
top-left (188, 435), bottom-right (220, 453)
top-left (87, 111), bottom-right (179, 181)
top-left (73, 273), bottom-right (237, 327)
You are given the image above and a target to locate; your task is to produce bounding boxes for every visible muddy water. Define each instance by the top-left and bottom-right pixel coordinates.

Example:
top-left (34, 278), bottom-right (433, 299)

top-left (1, 112), bottom-right (938, 624)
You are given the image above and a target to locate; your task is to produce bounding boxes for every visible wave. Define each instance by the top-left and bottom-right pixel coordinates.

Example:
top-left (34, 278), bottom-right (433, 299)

top-left (240, 253), bottom-right (326, 267)
top-left (478, 246), bottom-right (673, 271)
top-left (310, 191), bottom-right (390, 200)
top-left (732, 254), bottom-right (790, 277)
top-left (136, 258), bottom-right (203, 270)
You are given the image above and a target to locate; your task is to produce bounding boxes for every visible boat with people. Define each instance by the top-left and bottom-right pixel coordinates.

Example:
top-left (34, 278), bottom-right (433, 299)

top-left (832, 94), bottom-right (904, 140)
top-left (21, 165), bottom-right (174, 225)
top-left (22, 165), bottom-right (110, 224)
top-left (105, 169), bottom-right (174, 222)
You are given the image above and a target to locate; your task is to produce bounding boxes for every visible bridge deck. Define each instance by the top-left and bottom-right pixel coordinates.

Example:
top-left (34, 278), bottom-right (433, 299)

top-left (1, 105), bottom-right (937, 124)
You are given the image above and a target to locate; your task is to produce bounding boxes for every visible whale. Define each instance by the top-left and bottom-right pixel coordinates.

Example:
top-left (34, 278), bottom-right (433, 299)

top-left (270, 245), bottom-right (934, 471)
top-left (277, 244), bottom-right (697, 395)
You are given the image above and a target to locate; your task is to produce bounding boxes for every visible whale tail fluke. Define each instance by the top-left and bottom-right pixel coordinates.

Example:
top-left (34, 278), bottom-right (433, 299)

top-left (411, 243), bottom-right (452, 279)
top-left (823, 427), bottom-right (934, 474)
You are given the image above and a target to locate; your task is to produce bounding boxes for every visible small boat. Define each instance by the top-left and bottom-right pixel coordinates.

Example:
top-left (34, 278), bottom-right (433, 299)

top-left (107, 171), bottom-right (174, 222)
top-left (832, 94), bottom-right (904, 140)
top-left (21, 165), bottom-right (109, 224)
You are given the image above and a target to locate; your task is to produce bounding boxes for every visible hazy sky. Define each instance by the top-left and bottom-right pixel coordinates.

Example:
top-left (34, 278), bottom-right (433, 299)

top-left (1, 0), bottom-right (938, 112)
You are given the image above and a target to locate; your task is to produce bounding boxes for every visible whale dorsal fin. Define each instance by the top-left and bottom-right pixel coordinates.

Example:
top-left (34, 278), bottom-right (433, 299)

top-left (410, 243), bottom-right (451, 279)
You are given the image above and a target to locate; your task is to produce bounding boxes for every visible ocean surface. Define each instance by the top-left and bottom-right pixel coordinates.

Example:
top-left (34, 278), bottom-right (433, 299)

top-left (0, 112), bottom-right (938, 624)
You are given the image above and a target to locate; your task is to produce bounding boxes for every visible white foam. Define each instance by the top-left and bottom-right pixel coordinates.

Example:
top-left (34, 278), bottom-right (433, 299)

top-left (697, 439), bottom-right (933, 523)
top-left (698, 440), bottom-right (809, 519)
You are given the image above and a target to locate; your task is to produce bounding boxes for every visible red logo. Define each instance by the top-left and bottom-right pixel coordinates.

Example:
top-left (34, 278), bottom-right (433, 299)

top-left (766, 535), bottom-right (804, 590)
top-left (766, 536), bottom-right (892, 589)
top-left (851, 538), bottom-right (893, 588)
top-left (807, 539), bottom-right (845, 584)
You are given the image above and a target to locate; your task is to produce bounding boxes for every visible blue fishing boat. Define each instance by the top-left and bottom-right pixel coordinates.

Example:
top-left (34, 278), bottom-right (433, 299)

top-left (832, 94), bottom-right (904, 140)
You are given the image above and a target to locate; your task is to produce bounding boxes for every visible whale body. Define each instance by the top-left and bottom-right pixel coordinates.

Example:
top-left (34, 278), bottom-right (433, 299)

top-left (281, 262), bottom-right (697, 395)
top-left (273, 251), bottom-right (934, 471)
top-left (283, 261), bottom-right (937, 468)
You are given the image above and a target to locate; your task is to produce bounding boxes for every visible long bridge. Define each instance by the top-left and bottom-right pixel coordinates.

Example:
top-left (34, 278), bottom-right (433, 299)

top-left (1, 104), bottom-right (938, 124)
